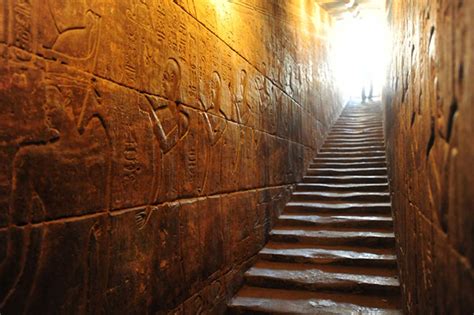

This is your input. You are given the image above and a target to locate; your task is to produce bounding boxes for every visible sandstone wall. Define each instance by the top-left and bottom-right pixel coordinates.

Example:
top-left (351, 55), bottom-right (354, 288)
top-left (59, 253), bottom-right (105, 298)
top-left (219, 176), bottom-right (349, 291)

top-left (384, 0), bottom-right (474, 313)
top-left (0, 0), bottom-right (343, 313)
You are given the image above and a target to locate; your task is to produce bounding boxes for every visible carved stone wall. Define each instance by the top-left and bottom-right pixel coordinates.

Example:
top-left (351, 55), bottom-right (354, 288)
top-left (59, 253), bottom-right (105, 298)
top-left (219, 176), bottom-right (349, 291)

top-left (384, 0), bottom-right (474, 313)
top-left (0, 0), bottom-right (342, 313)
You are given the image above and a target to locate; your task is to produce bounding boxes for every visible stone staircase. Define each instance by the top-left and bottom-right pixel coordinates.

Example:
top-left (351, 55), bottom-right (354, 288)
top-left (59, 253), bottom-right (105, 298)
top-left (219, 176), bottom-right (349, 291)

top-left (227, 101), bottom-right (401, 314)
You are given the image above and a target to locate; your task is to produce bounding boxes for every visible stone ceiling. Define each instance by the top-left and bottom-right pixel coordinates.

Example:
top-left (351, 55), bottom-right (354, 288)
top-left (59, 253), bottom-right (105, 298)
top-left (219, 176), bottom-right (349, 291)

top-left (315, 0), bottom-right (385, 19)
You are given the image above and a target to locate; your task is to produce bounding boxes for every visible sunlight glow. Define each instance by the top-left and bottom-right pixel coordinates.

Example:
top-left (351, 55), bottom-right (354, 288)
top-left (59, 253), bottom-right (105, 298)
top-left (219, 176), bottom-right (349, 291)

top-left (332, 14), bottom-right (390, 101)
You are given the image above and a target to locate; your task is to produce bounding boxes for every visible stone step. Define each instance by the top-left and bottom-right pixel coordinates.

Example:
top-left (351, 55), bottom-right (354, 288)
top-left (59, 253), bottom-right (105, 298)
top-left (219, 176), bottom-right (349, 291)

top-left (331, 125), bottom-right (383, 130)
top-left (333, 122), bottom-right (382, 127)
top-left (313, 156), bottom-right (386, 163)
top-left (244, 261), bottom-right (400, 295)
top-left (306, 167), bottom-right (387, 176)
top-left (291, 191), bottom-right (390, 203)
top-left (295, 182), bottom-right (389, 192)
top-left (327, 131), bottom-right (383, 136)
top-left (302, 175), bottom-right (388, 184)
top-left (335, 122), bottom-right (382, 126)
top-left (330, 124), bottom-right (382, 130)
top-left (258, 243), bottom-right (398, 268)
top-left (310, 161), bottom-right (387, 169)
top-left (334, 118), bottom-right (382, 122)
top-left (269, 229), bottom-right (395, 248)
top-left (285, 202), bottom-right (391, 215)
top-left (323, 140), bottom-right (385, 147)
top-left (320, 145), bottom-right (385, 152)
top-left (326, 137), bottom-right (384, 143)
top-left (334, 119), bottom-right (382, 123)
top-left (324, 138), bottom-right (385, 144)
top-left (327, 131), bottom-right (384, 138)
top-left (337, 112), bottom-right (381, 116)
top-left (329, 127), bottom-right (383, 133)
top-left (276, 214), bottom-right (393, 229)
top-left (327, 132), bottom-right (383, 137)
top-left (317, 151), bottom-right (385, 158)
top-left (228, 286), bottom-right (401, 315)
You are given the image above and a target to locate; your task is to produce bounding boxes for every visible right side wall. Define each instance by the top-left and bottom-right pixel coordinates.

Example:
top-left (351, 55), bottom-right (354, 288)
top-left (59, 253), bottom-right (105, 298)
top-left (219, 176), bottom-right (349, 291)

top-left (384, 0), bottom-right (473, 313)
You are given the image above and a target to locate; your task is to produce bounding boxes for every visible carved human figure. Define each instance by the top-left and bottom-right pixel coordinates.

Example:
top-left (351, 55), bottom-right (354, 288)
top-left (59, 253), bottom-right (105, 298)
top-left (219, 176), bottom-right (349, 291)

top-left (202, 71), bottom-right (227, 145)
top-left (145, 58), bottom-right (189, 154)
top-left (134, 58), bottom-right (194, 215)
top-left (256, 64), bottom-right (276, 133)
top-left (2, 82), bottom-right (107, 312)
top-left (11, 84), bottom-right (106, 224)
top-left (233, 69), bottom-right (251, 125)
top-left (197, 71), bottom-right (229, 194)
top-left (257, 65), bottom-right (272, 111)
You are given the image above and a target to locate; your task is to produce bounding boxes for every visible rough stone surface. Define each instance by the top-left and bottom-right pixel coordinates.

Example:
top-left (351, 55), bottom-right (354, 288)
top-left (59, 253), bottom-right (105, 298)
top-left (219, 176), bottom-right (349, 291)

top-left (384, 0), bottom-right (474, 313)
top-left (0, 0), bottom-right (343, 313)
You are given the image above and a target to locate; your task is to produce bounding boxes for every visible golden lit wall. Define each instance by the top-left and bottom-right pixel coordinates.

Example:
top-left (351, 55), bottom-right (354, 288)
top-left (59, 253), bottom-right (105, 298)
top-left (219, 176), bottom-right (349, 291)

top-left (384, 0), bottom-right (474, 313)
top-left (0, 0), bottom-right (342, 313)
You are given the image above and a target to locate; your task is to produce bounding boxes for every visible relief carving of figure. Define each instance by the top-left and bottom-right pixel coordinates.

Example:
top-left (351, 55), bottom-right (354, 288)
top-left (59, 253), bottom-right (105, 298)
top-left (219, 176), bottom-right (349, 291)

top-left (201, 71), bottom-right (227, 145)
top-left (256, 64), bottom-right (276, 133)
top-left (233, 69), bottom-right (252, 125)
top-left (11, 83), bottom-right (107, 224)
top-left (135, 58), bottom-right (194, 221)
top-left (1, 80), bottom-right (107, 313)
top-left (198, 71), bottom-right (229, 194)
top-left (145, 58), bottom-right (190, 154)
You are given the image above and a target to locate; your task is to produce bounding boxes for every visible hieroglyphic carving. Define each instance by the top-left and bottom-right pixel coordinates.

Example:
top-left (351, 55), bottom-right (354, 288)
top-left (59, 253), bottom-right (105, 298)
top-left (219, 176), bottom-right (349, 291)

top-left (123, 21), bottom-right (139, 85)
top-left (187, 31), bottom-right (199, 103)
top-left (9, 0), bottom-right (34, 60)
top-left (126, 0), bottom-right (154, 31)
top-left (0, 2), bottom-right (6, 44)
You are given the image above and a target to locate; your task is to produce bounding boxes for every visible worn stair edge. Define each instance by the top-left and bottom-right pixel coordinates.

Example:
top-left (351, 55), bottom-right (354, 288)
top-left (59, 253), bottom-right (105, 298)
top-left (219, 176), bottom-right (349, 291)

top-left (258, 245), bottom-right (397, 268)
top-left (244, 263), bottom-right (400, 295)
top-left (306, 167), bottom-right (387, 176)
top-left (228, 286), bottom-right (401, 315)
top-left (302, 175), bottom-right (389, 184)
top-left (276, 214), bottom-right (393, 229)
top-left (295, 183), bottom-right (389, 192)
top-left (291, 191), bottom-right (390, 203)
top-left (269, 229), bottom-right (395, 248)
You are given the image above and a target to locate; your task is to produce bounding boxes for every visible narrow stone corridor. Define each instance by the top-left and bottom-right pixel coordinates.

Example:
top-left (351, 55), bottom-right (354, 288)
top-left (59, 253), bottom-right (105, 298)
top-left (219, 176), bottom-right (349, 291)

top-left (229, 101), bottom-right (401, 314)
top-left (1, 0), bottom-right (473, 313)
